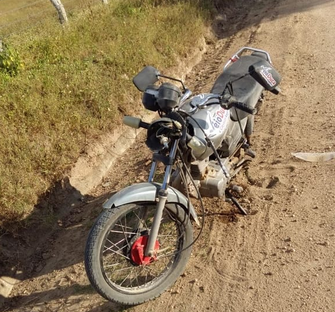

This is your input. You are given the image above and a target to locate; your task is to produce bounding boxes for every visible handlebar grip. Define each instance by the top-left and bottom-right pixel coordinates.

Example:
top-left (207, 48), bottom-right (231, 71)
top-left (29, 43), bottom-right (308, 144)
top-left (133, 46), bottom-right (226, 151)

top-left (123, 116), bottom-right (150, 129)
top-left (232, 102), bottom-right (256, 114)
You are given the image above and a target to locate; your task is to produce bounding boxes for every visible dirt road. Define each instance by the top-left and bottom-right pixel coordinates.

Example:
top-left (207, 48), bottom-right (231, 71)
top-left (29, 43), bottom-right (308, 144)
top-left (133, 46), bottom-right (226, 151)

top-left (3, 0), bottom-right (335, 311)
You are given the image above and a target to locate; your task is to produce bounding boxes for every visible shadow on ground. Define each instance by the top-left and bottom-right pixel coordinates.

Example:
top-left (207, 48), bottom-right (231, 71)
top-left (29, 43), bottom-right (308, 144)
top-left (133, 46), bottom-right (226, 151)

top-left (211, 0), bottom-right (335, 39)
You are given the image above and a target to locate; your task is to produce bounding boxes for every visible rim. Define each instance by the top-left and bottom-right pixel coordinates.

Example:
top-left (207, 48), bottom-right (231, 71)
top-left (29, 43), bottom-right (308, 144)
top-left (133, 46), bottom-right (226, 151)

top-left (100, 204), bottom-right (185, 292)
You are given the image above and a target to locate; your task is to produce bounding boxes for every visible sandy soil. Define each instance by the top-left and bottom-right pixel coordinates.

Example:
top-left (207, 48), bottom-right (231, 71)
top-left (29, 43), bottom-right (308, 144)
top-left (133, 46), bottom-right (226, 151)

top-left (2, 0), bottom-right (335, 311)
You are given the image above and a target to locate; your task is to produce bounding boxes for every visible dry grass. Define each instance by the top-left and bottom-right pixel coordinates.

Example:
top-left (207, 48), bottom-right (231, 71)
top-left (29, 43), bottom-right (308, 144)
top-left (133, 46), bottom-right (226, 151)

top-left (0, 0), bottom-right (99, 35)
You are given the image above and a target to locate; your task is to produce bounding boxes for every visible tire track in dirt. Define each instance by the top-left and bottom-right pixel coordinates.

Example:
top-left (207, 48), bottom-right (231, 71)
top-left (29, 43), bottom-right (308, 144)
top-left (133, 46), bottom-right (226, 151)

top-left (234, 2), bottom-right (335, 311)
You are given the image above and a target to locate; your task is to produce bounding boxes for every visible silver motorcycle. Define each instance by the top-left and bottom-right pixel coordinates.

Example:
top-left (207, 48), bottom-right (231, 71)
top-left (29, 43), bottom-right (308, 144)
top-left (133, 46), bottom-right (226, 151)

top-left (84, 47), bottom-right (281, 305)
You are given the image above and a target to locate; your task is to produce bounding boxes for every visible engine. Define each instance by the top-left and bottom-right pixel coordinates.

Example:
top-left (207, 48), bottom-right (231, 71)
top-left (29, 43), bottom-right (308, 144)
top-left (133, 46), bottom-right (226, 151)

top-left (190, 158), bottom-right (230, 198)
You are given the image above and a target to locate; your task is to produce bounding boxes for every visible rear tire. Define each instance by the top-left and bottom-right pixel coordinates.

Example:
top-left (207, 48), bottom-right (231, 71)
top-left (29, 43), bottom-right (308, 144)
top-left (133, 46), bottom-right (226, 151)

top-left (85, 203), bottom-right (193, 305)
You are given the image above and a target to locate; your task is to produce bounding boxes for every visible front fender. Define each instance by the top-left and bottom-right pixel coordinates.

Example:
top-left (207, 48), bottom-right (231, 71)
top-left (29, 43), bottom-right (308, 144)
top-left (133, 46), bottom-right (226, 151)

top-left (103, 182), bottom-right (200, 226)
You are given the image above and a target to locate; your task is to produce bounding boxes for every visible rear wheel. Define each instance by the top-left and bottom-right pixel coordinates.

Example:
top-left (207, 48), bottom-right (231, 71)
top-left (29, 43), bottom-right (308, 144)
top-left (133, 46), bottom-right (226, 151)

top-left (85, 203), bottom-right (193, 305)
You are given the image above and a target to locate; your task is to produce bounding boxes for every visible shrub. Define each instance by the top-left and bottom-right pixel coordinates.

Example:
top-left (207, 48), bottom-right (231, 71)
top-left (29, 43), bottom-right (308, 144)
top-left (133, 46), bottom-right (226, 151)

top-left (0, 42), bottom-right (24, 76)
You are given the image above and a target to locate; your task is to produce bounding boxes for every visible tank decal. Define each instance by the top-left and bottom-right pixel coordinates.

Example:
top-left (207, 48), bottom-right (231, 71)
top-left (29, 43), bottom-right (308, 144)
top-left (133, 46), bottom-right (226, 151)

top-left (209, 107), bottom-right (229, 135)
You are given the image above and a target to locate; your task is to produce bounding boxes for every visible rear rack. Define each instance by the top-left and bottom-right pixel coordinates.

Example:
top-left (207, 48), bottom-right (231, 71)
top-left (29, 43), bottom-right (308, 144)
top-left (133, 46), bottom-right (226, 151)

top-left (223, 47), bottom-right (272, 70)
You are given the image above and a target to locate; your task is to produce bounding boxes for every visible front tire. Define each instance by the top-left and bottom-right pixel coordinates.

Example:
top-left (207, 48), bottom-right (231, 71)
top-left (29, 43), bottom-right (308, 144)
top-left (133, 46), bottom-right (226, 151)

top-left (85, 203), bottom-right (193, 305)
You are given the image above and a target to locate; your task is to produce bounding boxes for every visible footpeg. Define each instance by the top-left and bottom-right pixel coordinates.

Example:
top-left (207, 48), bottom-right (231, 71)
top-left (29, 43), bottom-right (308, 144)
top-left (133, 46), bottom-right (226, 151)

top-left (245, 148), bottom-right (256, 158)
top-left (242, 143), bottom-right (256, 158)
top-left (231, 184), bottom-right (244, 194)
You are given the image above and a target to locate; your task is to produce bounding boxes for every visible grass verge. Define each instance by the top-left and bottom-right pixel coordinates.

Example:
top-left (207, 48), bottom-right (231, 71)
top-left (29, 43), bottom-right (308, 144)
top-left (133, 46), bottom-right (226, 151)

top-left (0, 0), bottom-right (215, 230)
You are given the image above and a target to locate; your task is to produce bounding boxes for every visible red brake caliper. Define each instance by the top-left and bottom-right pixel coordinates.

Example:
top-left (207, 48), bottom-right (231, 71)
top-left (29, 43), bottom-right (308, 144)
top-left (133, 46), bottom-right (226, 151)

top-left (130, 235), bottom-right (159, 265)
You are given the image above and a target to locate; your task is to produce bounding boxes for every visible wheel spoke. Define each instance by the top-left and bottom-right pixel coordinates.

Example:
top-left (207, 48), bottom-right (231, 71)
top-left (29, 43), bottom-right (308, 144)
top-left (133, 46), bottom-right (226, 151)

top-left (100, 204), bottom-right (187, 290)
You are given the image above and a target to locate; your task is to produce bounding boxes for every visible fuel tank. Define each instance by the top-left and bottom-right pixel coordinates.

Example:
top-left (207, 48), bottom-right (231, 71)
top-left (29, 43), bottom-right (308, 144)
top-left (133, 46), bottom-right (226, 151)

top-left (181, 94), bottom-right (246, 160)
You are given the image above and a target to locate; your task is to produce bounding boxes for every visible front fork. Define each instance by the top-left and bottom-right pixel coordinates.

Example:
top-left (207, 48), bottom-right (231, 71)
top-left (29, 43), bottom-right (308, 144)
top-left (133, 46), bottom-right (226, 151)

top-left (145, 140), bottom-right (179, 257)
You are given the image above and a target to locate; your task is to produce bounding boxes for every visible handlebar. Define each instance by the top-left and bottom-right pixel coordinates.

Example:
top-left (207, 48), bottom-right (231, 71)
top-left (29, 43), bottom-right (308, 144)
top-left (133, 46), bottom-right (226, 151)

top-left (220, 94), bottom-right (256, 115)
top-left (186, 93), bottom-right (255, 115)
top-left (230, 101), bottom-right (256, 114)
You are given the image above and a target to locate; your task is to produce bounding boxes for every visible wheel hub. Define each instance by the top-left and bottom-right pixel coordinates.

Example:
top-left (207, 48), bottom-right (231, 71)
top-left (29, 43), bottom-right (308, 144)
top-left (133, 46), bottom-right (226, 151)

top-left (130, 235), bottom-right (159, 265)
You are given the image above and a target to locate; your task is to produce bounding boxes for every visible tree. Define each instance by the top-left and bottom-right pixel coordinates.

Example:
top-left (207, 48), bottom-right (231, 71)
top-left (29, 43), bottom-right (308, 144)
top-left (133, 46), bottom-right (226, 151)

top-left (49, 0), bottom-right (68, 24)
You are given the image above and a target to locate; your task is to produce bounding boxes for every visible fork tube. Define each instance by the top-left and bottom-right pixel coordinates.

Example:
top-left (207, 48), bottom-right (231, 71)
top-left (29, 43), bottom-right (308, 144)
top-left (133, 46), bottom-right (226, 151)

top-left (145, 191), bottom-right (168, 256)
top-left (145, 140), bottom-right (179, 256)
top-left (148, 161), bottom-right (157, 182)
top-left (161, 140), bottom-right (179, 189)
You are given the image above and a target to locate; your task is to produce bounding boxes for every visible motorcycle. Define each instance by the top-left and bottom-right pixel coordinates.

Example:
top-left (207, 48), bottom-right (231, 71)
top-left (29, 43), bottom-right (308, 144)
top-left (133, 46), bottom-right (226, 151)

top-left (84, 47), bottom-right (281, 305)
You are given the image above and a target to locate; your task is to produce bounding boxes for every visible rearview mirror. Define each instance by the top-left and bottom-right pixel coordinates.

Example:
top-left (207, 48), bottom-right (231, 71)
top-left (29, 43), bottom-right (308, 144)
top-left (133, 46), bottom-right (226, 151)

top-left (133, 66), bottom-right (160, 92)
top-left (249, 60), bottom-right (281, 94)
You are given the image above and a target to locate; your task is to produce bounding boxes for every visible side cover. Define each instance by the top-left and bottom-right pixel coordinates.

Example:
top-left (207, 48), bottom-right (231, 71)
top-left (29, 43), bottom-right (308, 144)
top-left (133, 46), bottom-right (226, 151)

top-left (103, 182), bottom-right (200, 226)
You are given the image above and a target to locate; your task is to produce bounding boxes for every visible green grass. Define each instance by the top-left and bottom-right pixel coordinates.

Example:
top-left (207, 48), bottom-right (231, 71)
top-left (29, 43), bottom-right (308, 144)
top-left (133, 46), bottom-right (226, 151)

top-left (0, 0), bottom-right (214, 230)
top-left (0, 0), bottom-right (100, 35)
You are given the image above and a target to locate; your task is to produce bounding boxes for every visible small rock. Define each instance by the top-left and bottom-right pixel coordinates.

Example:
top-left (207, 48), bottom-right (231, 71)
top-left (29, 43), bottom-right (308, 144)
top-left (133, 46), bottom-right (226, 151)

top-left (263, 194), bottom-right (273, 201)
top-left (42, 253), bottom-right (50, 260)
top-left (266, 176), bottom-right (280, 189)
top-left (240, 198), bottom-right (251, 204)
top-left (317, 241), bottom-right (329, 247)
top-left (291, 185), bottom-right (298, 192)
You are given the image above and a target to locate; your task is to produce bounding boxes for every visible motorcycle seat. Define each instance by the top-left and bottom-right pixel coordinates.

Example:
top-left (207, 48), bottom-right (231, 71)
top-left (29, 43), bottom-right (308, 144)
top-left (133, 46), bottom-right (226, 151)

top-left (211, 54), bottom-right (265, 120)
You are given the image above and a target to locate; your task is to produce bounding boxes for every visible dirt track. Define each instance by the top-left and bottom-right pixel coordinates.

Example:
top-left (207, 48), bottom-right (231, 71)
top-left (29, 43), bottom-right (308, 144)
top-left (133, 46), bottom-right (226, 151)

top-left (3, 0), bottom-right (335, 311)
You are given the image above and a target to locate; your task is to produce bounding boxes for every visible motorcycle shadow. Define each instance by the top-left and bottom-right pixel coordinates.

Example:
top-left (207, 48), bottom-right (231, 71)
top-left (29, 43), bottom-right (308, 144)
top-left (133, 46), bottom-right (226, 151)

top-left (1, 144), bottom-right (154, 310)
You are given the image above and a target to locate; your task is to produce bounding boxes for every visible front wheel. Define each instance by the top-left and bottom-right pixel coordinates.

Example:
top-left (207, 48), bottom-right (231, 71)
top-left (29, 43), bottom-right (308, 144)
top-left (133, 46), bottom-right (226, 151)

top-left (84, 203), bottom-right (193, 305)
